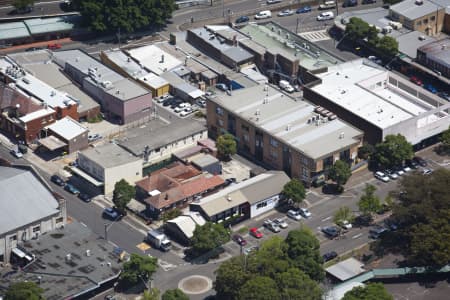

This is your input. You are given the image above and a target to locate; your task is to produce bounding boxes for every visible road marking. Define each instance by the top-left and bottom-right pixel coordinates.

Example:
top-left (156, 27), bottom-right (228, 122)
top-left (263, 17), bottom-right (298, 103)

top-left (298, 30), bottom-right (330, 42)
top-left (322, 216), bottom-right (332, 222)
top-left (352, 233), bottom-right (363, 239)
top-left (80, 222), bottom-right (87, 227)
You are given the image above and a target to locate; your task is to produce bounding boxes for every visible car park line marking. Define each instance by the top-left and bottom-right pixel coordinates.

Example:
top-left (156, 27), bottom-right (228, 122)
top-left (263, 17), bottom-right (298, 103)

top-left (352, 233), bottom-right (363, 239)
top-left (80, 222), bottom-right (87, 227)
top-left (322, 216), bottom-right (332, 222)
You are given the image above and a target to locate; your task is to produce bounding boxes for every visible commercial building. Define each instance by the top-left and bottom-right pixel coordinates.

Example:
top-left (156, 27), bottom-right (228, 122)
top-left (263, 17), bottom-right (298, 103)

top-left (0, 165), bottom-right (66, 266)
top-left (76, 143), bottom-right (143, 195)
top-left (53, 50), bottom-right (152, 124)
top-left (207, 84), bottom-right (363, 184)
top-left (135, 162), bottom-right (224, 218)
top-left (41, 116), bottom-right (89, 153)
top-left (126, 44), bottom-right (182, 76)
top-left (417, 38), bottom-right (450, 78)
top-left (165, 212), bottom-right (206, 245)
top-left (303, 59), bottom-right (450, 146)
top-left (190, 171), bottom-right (290, 223)
top-left (389, 0), bottom-right (446, 36)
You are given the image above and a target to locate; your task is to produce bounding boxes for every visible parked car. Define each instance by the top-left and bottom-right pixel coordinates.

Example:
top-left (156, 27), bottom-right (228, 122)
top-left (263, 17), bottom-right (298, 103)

top-left (174, 105), bottom-right (187, 113)
top-left (137, 211), bottom-right (153, 225)
top-left (403, 165), bottom-right (412, 172)
top-left (413, 156), bottom-right (427, 167)
top-left (232, 234), bottom-right (247, 246)
top-left (424, 83), bottom-right (437, 94)
top-left (278, 9), bottom-right (295, 17)
top-left (384, 218), bottom-right (398, 231)
top-left (163, 98), bottom-right (173, 107)
top-left (393, 166), bottom-right (405, 176)
top-left (316, 11), bottom-right (334, 21)
top-left (235, 16), bottom-right (250, 24)
top-left (180, 107), bottom-right (193, 117)
top-left (374, 171), bottom-right (389, 182)
top-left (157, 94), bottom-right (170, 103)
top-left (322, 251), bottom-right (338, 262)
top-left (385, 169), bottom-right (398, 180)
top-left (249, 227), bottom-right (263, 238)
top-left (88, 133), bottom-right (102, 142)
top-left (273, 218), bottom-right (288, 229)
top-left (338, 220), bottom-right (352, 230)
top-left (51, 174), bottom-right (65, 186)
top-left (244, 246), bottom-right (259, 255)
top-left (362, 0), bottom-right (376, 3)
top-left (296, 6), bottom-right (312, 13)
top-left (267, 0), bottom-right (282, 4)
top-left (103, 207), bottom-right (120, 220)
top-left (64, 183), bottom-right (80, 195)
top-left (369, 226), bottom-right (387, 239)
top-left (405, 159), bottom-right (419, 169)
top-left (47, 43), bottom-right (62, 50)
top-left (410, 76), bottom-right (423, 86)
top-left (215, 83), bottom-right (228, 91)
top-left (224, 177), bottom-right (237, 186)
top-left (197, 99), bottom-right (206, 107)
top-left (25, 47), bottom-right (43, 52)
top-left (354, 214), bottom-right (373, 226)
top-left (322, 226), bottom-right (340, 238)
top-left (255, 10), bottom-right (272, 20)
top-left (10, 149), bottom-right (23, 158)
top-left (299, 208), bottom-right (312, 218)
top-left (287, 210), bottom-right (302, 221)
top-left (437, 92), bottom-right (450, 101)
top-left (343, 0), bottom-right (357, 7)
top-left (78, 193), bottom-right (91, 202)
top-left (263, 220), bottom-right (281, 232)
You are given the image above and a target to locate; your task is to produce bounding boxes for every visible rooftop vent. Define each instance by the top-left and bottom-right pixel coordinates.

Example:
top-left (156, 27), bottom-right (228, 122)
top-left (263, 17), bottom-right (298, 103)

top-left (160, 54), bottom-right (165, 63)
top-left (255, 109), bottom-right (260, 116)
top-left (50, 90), bottom-right (56, 97)
top-left (339, 132), bottom-right (345, 139)
top-left (65, 253), bottom-right (72, 262)
top-left (227, 195), bottom-right (232, 201)
top-left (415, 0), bottom-right (423, 5)
top-left (86, 250), bottom-right (91, 257)
top-left (286, 124), bottom-right (291, 131)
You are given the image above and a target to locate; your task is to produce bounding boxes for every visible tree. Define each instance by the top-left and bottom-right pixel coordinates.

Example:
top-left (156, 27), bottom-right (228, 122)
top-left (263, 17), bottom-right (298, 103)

top-left (161, 208), bottom-right (182, 223)
top-left (143, 288), bottom-right (160, 300)
top-left (275, 268), bottom-right (322, 300)
top-left (216, 133), bottom-right (237, 159)
top-left (162, 289), bottom-right (189, 300)
top-left (334, 206), bottom-right (354, 225)
top-left (366, 25), bottom-right (380, 48)
top-left (119, 253), bottom-right (158, 287)
top-left (238, 276), bottom-right (280, 300)
top-left (190, 222), bottom-right (230, 256)
top-left (358, 143), bottom-right (375, 160)
top-left (345, 17), bottom-right (370, 41)
top-left (282, 179), bottom-right (306, 208)
top-left (377, 36), bottom-right (399, 57)
top-left (328, 160), bottom-right (352, 192)
top-left (4, 281), bottom-right (44, 300)
top-left (342, 283), bottom-right (393, 300)
top-left (372, 134), bottom-right (413, 169)
top-left (439, 126), bottom-right (450, 152)
top-left (250, 236), bottom-right (290, 278)
top-left (73, 0), bottom-right (176, 33)
top-left (358, 184), bottom-right (381, 215)
top-left (285, 228), bottom-right (324, 281)
top-left (12, 0), bottom-right (34, 11)
top-left (215, 256), bottom-right (252, 300)
top-left (112, 179), bottom-right (135, 214)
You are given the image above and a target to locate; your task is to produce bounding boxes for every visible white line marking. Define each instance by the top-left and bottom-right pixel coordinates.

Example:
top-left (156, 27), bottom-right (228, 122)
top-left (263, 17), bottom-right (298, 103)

top-left (322, 216), bottom-right (332, 222)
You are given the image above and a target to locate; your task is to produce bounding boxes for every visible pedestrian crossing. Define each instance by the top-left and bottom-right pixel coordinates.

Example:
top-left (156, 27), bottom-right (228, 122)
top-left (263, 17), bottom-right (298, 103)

top-left (298, 30), bottom-right (331, 42)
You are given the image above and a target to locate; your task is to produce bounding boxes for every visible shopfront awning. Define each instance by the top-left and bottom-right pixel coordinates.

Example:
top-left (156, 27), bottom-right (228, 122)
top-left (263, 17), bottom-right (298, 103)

top-left (38, 135), bottom-right (67, 151)
top-left (70, 167), bottom-right (104, 187)
top-left (12, 247), bottom-right (26, 258)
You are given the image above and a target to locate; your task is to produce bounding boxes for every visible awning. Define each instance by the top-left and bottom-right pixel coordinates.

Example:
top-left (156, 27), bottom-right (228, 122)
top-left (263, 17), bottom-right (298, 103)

top-left (70, 167), bottom-right (104, 187)
top-left (38, 135), bottom-right (67, 151)
top-left (12, 247), bottom-right (26, 258)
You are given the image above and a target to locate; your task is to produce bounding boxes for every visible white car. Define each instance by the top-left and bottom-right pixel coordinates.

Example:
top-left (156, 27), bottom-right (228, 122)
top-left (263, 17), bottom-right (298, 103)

top-left (287, 210), bottom-right (302, 221)
top-left (10, 150), bottom-right (23, 158)
top-left (267, 0), bottom-right (282, 4)
top-left (340, 220), bottom-right (352, 230)
top-left (299, 208), bottom-right (312, 218)
top-left (255, 10), bottom-right (272, 19)
top-left (157, 94), bottom-right (170, 103)
top-left (178, 102), bottom-right (191, 108)
top-left (403, 166), bottom-right (412, 172)
top-left (278, 9), bottom-right (294, 17)
top-left (273, 218), bottom-right (288, 229)
top-left (385, 170), bottom-right (398, 180)
top-left (316, 11), bottom-right (334, 21)
top-left (180, 108), bottom-right (193, 117)
top-left (375, 171), bottom-right (390, 182)
top-left (174, 106), bottom-right (184, 113)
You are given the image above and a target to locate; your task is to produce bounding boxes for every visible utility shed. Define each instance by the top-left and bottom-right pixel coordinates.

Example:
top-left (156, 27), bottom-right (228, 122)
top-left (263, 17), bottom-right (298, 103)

top-left (326, 258), bottom-right (365, 281)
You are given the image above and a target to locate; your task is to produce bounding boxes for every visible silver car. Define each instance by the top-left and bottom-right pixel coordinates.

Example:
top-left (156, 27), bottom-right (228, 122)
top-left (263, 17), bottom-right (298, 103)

top-left (287, 210), bottom-right (302, 221)
top-left (273, 218), bottom-right (288, 229)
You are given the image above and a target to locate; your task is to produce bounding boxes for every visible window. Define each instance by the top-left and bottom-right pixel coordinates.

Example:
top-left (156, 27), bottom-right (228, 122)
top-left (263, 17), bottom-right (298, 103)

top-left (416, 20), bottom-right (422, 26)
top-left (430, 16), bottom-right (435, 21)
top-left (216, 106), bottom-right (224, 116)
top-left (241, 124), bottom-right (249, 132)
top-left (256, 201), bottom-right (268, 209)
top-left (243, 134), bottom-right (249, 142)
top-left (33, 226), bottom-right (40, 232)
top-left (270, 138), bottom-right (278, 147)
top-left (9, 235), bottom-right (17, 242)
top-left (301, 156), bottom-right (309, 166)
top-left (302, 168), bottom-right (309, 177)
top-left (270, 149), bottom-right (278, 159)
top-left (423, 18), bottom-right (428, 25)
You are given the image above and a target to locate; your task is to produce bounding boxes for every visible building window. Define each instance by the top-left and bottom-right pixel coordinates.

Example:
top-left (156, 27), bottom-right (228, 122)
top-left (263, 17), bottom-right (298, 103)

top-left (243, 133), bottom-right (249, 142)
top-left (430, 16), bottom-right (436, 21)
top-left (9, 235), bottom-right (17, 242)
top-left (423, 18), bottom-right (428, 25)
top-left (302, 168), bottom-right (309, 177)
top-left (270, 149), bottom-right (278, 159)
top-left (301, 156), bottom-right (309, 166)
top-left (323, 156), bottom-right (333, 169)
top-left (216, 106), bottom-right (224, 116)
top-left (256, 201), bottom-right (267, 209)
top-left (241, 124), bottom-right (249, 131)
top-left (33, 226), bottom-right (40, 232)
top-left (270, 138), bottom-right (278, 147)
top-left (217, 119), bottom-right (224, 127)
top-left (416, 20), bottom-right (422, 26)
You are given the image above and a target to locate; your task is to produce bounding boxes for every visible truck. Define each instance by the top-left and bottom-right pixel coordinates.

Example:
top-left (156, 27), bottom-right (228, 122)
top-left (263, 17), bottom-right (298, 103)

top-left (146, 230), bottom-right (172, 252)
top-left (279, 80), bottom-right (295, 93)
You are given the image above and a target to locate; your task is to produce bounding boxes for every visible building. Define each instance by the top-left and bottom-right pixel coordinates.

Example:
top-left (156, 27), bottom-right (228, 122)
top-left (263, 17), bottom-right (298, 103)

top-left (417, 38), bottom-right (450, 78)
top-left (190, 171), bottom-right (290, 223)
top-left (303, 59), bottom-right (450, 146)
top-left (41, 116), bottom-right (89, 153)
top-left (126, 44), bottom-right (182, 76)
top-left (0, 165), bottom-right (66, 266)
top-left (325, 258), bottom-right (365, 282)
top-left (135, 162), bottom-right (224, 218)
top-left (389, 0), bottom-right (446, 36)
top-left (76, 143), bottom-right (143, 195)
top-left (207, 84), bottom-right (363, 184)
top-left (165, 212), bottom-right (206, 245)
top-left (53, 50), bottom-right (152, 124)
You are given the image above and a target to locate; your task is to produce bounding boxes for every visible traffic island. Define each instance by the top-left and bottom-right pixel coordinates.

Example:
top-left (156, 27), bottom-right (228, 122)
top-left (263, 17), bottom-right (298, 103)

top-left (178, 275), bottom-right (212, 295)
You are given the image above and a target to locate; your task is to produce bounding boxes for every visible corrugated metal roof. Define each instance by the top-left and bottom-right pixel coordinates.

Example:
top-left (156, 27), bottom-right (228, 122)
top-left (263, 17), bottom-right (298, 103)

top-left (24, 16), bottom-right (79, 35)
top-left (0, 21), bottom-right (30, 40)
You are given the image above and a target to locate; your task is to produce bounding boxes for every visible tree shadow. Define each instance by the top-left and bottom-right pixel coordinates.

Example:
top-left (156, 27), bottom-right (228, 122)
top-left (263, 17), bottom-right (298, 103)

top-left (433, 145), bottom-right (450, 156)
top-left (322, 183), bottom-right (343, 195)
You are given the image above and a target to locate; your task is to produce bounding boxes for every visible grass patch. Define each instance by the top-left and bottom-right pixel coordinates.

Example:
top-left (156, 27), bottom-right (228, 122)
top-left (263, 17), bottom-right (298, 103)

top-left (238, 226), bottom-right (248, 234)
top-left (194, 111), bottom-right (206, 118)
top-left (87, 114), bottom-right (103, 123)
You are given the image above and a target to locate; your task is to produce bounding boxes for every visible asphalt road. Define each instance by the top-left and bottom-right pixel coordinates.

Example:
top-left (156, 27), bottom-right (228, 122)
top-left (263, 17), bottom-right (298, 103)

top-left (0, 0), bottom-right (68, 19)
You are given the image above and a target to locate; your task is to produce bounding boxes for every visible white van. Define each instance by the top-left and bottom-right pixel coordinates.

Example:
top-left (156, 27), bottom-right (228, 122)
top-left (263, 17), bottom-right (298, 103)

top-left (319, 1), bottom-right (336, 9)
top-left (317, 11), bottom-right (334, 21)
top-left (255, 10), bottom-right (272, 20)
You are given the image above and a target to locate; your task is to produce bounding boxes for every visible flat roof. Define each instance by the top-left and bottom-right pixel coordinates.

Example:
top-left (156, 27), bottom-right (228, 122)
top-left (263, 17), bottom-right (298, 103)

top-left (176, 82), bottom-right (204, 98)
top-left (0, 21), bottom-right (30, 40)
top-left (104, 77), bottom-right (150, 101)
top-left (240, 22), bottom-right (340, 70)
top-left (0, 167), bottom-right (59, 234)
top-left (326, 258), bottom-right (365, 281)
top-left (118, 117), bottom-right (207, 156)
top-left (418, 38), bottom-right (450, 68)
top-left (390, 0), bottom-right (443, 20)
top-left (19, 107), bottom-right (55, 123)
top-left (139, 73), bottom-right (169, 89)
top-left (397, 31), bottom-right (437, 59)
top-left (24, 16), bottom-right (78, 35)
top-left (80, 143), bottom-right (141, 169)
top-left (310, 59), bottom-right (435, 129)
top-left (211, 85), bottom-right (363, 159)
top-left (46, 116), bottom-right (88, 140)
top-left (101, 49), bottom-right (149, 79)
top-left (190, 153), bottom-right (219, 168)
top-left (127, 44), bottom-right (182, 75)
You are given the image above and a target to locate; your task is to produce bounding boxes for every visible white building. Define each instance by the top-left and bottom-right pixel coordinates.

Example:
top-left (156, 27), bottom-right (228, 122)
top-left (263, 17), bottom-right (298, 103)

top-left (0, 166), bottom-right (66, 266)
top-left (76, 143), bottom-right (143, 195)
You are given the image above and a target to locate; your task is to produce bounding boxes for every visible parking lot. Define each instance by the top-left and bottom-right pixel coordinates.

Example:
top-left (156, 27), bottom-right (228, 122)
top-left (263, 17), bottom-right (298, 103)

top-left (153, 94), bottom-right (205, 119)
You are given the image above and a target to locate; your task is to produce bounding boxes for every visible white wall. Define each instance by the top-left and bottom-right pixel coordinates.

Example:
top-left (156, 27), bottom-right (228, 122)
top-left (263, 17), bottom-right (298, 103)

top-left (250, 194), bottom-right (280, 218)
top-left (104, 159), bottom-right (143, 195)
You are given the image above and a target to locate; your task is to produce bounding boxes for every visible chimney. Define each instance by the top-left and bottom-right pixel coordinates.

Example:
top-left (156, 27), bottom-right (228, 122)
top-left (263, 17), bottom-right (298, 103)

top-left (161, 54), bottom-right (165, 63)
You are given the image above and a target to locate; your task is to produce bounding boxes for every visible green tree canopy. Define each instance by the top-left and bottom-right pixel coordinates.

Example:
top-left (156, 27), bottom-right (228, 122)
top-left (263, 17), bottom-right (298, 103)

top-left (328, 160), bottom-right (352, 191)
top-left (372, 134), bottom-right (413, 169)
top-left (238, 276), bottom-right (280, 300)
top-left (282, 179), bottom-right (306, 207)
top-left (377, 36), bottom-right (399, 57)
top-left (161, 288), bottom-right (189, 300)
top-left (12, 0), bottom-right (34, 11)
top-left (142, 288), bottom-right (160, 300)
top-left (285, 228), bottom-right (324, 281)
top-left (358, 184), bottom-right (381, 215)
top-left (345, 17), bottom-right (370, 41)
top-left (333, 206), bottom-right (354, 225)
top-left (214, 256), bottom-right (251, 300)
top-left (119, 253), bottom-right (158, 287)
top-left (4, 281), bottom-right (44, 300)
top-left (439, 126), bottom-right (450, 153)
top-left (216, 133), bottom-right (237, 159)
top-left (342, 283), bottom-right (393, 300)
top-left (275, 268), bottom-right (322, 300)
top-left (358, 143), bottom-right (375, 160)
top-left (249, 236), bottom-right (290, 278)
top-left (190, 222), bottom-right (230, 256)
top-left (367, 25), bottom-right (380, 47)
top-left (113, 179), bottom-right (135, 214)
top-left (385, 169), bottom-right (450, 267)
top-left (73, 0), bottom-right (176, 33)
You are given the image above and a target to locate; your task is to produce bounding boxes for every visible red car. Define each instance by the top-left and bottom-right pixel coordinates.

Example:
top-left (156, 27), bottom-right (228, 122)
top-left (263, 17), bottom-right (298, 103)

top-left (47, 43), bottom-right (62, 50)
top-left (410, 76), bottom-right (422, 86)
top-left (249, 227), bottom-right (263, 239)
